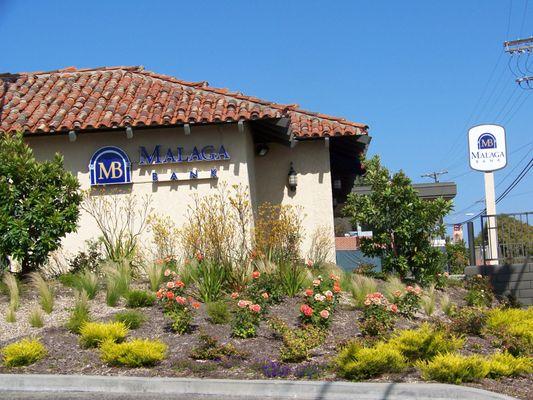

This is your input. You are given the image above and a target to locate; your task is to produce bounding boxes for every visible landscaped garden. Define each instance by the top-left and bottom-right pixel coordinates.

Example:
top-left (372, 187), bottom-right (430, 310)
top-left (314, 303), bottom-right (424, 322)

top-left (0, 135), bottom-right (531, 399)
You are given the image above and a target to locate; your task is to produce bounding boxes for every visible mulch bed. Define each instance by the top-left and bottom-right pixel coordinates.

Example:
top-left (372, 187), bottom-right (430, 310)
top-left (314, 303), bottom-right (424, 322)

top-left (0, 284), bottom-right (531, 400)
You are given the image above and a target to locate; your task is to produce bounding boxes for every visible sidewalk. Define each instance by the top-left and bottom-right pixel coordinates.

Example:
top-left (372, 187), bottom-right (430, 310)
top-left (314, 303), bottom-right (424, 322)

top-left (0, 374), bottom-right (518, 400)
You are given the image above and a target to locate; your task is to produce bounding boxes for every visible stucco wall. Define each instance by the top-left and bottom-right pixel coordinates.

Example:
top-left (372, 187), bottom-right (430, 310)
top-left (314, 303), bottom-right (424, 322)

top-left (26, 125), bottom-right (335, 262)
top-left (254, 141), bottom-right (336, 262)
top-left (27, 124), bottom-right (255, 258)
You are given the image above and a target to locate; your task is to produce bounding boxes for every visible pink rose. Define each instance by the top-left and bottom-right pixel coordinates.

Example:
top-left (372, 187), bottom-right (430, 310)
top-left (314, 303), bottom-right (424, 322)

top-left (249, 304), bottom-right (261, 313)
top-left (231, 292), bottom-right (240, 300)
top-left (320, 309), bottom-right (330, 319)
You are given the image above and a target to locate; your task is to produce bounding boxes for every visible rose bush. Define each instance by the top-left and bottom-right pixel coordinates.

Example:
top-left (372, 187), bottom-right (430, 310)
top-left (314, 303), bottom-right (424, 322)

top-left (156, 269), bottom-right (200, 334)
top-left (231, 299), bottom-right (263, 338)
top-left (360, 292), bottom-right (398, 337)
top-left (391, 285), bottom-right (422, 319)
top-left (298, 274), bottom-right (341, 329)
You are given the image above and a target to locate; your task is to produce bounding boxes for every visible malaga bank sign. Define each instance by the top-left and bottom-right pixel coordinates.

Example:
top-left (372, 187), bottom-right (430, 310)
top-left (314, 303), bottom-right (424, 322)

top-left (89, 144), bottom-right (230, 186)
top-left (468, 124), bottom-right (507, 172)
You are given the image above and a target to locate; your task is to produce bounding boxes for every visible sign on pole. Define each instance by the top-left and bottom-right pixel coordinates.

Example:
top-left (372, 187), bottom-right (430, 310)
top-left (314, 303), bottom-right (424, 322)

top-left (468, 124), bottom-right (507, 265)
top-left (468, 124), bottom-right (507, 172)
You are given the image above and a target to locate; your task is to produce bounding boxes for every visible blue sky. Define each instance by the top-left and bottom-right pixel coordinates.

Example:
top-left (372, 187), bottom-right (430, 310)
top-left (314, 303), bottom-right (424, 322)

top-left (0, 0), bottom-right (531, 231)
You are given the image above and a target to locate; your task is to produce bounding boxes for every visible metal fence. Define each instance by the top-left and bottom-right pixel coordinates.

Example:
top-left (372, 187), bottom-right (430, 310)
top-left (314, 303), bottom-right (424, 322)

top-left (481, 211), bottom-right (532, 264)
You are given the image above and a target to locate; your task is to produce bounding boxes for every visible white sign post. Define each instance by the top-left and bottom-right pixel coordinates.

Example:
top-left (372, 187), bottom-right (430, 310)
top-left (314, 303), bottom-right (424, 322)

top-left (468, 124), bottom-right (507, 265)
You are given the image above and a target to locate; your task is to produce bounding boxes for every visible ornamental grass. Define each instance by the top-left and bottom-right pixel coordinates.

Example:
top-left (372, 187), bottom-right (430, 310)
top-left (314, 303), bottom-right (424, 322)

top-left (100, 339), bottom-right (167, 367)
top-left (79, 321), bottom-right (128, 348)
top-left (1, 338), bottom-right (47, 367)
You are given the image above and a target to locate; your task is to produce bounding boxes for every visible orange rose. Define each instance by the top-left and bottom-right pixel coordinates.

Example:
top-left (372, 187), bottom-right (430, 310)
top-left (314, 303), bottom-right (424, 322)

top-left (252, 271), bottom-right (261, 279)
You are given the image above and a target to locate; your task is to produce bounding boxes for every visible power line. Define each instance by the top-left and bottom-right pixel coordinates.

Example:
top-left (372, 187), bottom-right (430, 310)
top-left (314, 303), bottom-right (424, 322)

top-left (448, 157), bottom-right (533, 224)
top-left (420, 170), bottom-right (448, 183)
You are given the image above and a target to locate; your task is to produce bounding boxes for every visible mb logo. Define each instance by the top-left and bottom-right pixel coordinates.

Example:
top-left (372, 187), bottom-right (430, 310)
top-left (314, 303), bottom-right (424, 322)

top-left (89, 146), bottom-right (132, 186)
top-left (477, 133), bottom-right (497, 149)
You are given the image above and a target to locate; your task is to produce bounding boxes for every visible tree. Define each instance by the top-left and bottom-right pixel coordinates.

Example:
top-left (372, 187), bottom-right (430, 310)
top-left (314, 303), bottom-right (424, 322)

top-left (475, 214), bottom-right (532, 261)
top-left (0, 133), bottom-right (81, 275)
top-left (343, 156), bottom-right (452, 283)
top-left (445, 240), bottom-right (469, 274)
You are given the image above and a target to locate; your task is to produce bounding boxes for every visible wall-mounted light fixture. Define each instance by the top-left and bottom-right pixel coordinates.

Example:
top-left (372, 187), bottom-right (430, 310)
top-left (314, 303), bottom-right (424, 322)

top-left (184, 123), bottom-right (191, 135)
top-left (333, 179), bottom-right (342, 190)
top-left (288, 162), bottom-right (297, 192)
top-left (68, 130), bottom-right (77, 142)
top-left (126, 126), bottom-right (134, 139)
top-left (256, 143), bottom-right (269, 156)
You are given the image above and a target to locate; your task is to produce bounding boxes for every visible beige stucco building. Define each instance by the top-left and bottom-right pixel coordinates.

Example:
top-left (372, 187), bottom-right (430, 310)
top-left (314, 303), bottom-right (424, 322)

top-left (1, 66), bottom-right (370, 262)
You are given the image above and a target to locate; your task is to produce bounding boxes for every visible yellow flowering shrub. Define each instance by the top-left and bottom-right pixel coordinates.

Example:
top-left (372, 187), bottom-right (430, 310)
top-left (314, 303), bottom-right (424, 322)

top-left (100, 339), bottom-right (167, 367)
top-left (2, 338), bottom-right (47, 367)
top-left (79, 321), bottom-right (128, 348)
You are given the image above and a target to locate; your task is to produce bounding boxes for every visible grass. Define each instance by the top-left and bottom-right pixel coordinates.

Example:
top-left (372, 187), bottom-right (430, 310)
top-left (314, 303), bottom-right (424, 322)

top-left (144, 263), bottom-right (164, 292)
top-left (114, 310), bottom-right (146, 329)
top-left (440, 293), bottom-right (455, 317)
top-left (1, 338), bottom-right (47, 367)
top-left (66, 290), bottom-right (91, 333)
top-left (79, 322), bottom-right (128, 348)
top-left (104, 260), bottom-right (132, 306)
top-left (191, 260), bottom-right (227, 303)
top-left (348, 274), bottom-right (378, 308)
top-left (100, 339), bottom-right (167, 367)
top-left (382, 276), bottom-right (405, 302)
top-left (29, 272), bottom-right (54, 313)
top-left (6, 305), bottom-right (16, 323)
top-left (74, 270), bottom-right (99, 300)
top-left (206, 301), bottom-right (230, 324)
top-left (420, 285), bottom-right (436, 316)
top-left (28, 306), bottom-right (44, 328)
top-left (125, 290), bottom-right (156, 308)
top-left (3, 273), bottom-right (20, 310)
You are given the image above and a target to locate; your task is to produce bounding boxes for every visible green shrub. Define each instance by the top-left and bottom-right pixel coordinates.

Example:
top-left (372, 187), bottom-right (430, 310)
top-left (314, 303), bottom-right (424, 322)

top-left (279, 262), bottom-right (307, 297)
top-left (451, 307), bottom-right (487, 336)
top-left (487, 352), bottom-right (533, 378)
top-left (270, 318), bottom-right (326, 363)
top-left (144, 263), bottom-right (164, 292)
top-left (349, 274), bottom-right (378, 308)
top-left (29, 306), bottom-right (44, 328)
top-left (465, 275), bottom-right (493, 307)
top-left (168, 308), bottom-right (193, 335)
top-left (114, 310), bottom-right (146, 329)
top-left (125, 290), bottom-right (156, 308)
top-left (485, 307), bottom-right (533, 356)
top-left (206, 301), bottom-right (230, 324)
top-left (66, 291), bottom-right (91, 333)
top-left (6, 305), bottom-right (16, 323)
top-left (58, 272), bottom-right (77, 288)
top-left (190, 333), bottom-right (239, 360)
top-left (390, 323), bottom-right (464, 362)
top-left (3, 273), bottom-right (20, 310)
top-left (2, 338), bottom-right (47, 367)
top-left (100, 339), bottom-right (167, 367)
top-left (79, 321), bottom-right (128, 348)
top-left (29, 272), bottom-right (54, 314)
top-left (335, 341), bottom-right (406, 379)
top-left (191, 260), bottom-right (226, 303)
top-left (417, 353), bottom-right (489, 384)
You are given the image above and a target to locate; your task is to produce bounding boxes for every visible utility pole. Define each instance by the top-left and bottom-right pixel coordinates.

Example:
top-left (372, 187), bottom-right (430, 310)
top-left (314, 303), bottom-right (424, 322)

top-left (504, 37), bottom-right (533, 89)
top-left (421, 170), bottom-right (448, 183)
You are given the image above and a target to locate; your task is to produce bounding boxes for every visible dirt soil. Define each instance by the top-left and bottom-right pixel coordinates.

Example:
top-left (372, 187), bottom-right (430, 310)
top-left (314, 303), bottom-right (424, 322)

top-left (0, 283), bottom-right (531, 400)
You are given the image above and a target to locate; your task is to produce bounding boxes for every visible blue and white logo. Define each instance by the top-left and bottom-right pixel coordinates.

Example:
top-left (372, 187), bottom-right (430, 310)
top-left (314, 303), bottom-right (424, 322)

top-left (89, 146), bottom-right (132, 186)
top-left (477, 133), bottom-right (497, 149)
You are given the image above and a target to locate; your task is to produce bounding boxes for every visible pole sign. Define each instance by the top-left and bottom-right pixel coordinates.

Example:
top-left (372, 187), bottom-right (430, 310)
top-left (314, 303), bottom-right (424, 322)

top-left (468, 124), bottom-right (507, 172)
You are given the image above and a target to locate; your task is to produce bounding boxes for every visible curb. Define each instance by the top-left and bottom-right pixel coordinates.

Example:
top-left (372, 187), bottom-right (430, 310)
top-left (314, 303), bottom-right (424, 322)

top-left (0, 374), bottom-right (519, 400)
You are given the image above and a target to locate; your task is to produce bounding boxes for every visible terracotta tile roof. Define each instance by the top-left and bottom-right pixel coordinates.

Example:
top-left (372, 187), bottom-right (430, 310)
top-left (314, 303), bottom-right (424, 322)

top-left (0, 66), bottom-right (368, 139)
top-left (335, 236), bottom-right (360, 251)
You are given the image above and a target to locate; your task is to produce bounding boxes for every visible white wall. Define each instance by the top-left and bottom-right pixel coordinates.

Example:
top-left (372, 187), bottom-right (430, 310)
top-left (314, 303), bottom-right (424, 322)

top-left (27, 125), bottom-right (335, 262)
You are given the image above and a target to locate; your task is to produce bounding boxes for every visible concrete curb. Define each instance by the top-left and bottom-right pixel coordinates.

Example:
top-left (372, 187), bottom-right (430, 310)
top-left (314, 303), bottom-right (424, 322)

top-left (0, 374), bottom-right (518, 400)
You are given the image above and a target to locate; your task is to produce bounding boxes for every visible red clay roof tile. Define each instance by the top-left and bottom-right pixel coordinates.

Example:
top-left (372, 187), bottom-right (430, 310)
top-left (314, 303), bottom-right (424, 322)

top-left (0, 66), bottom-right (369, 138)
